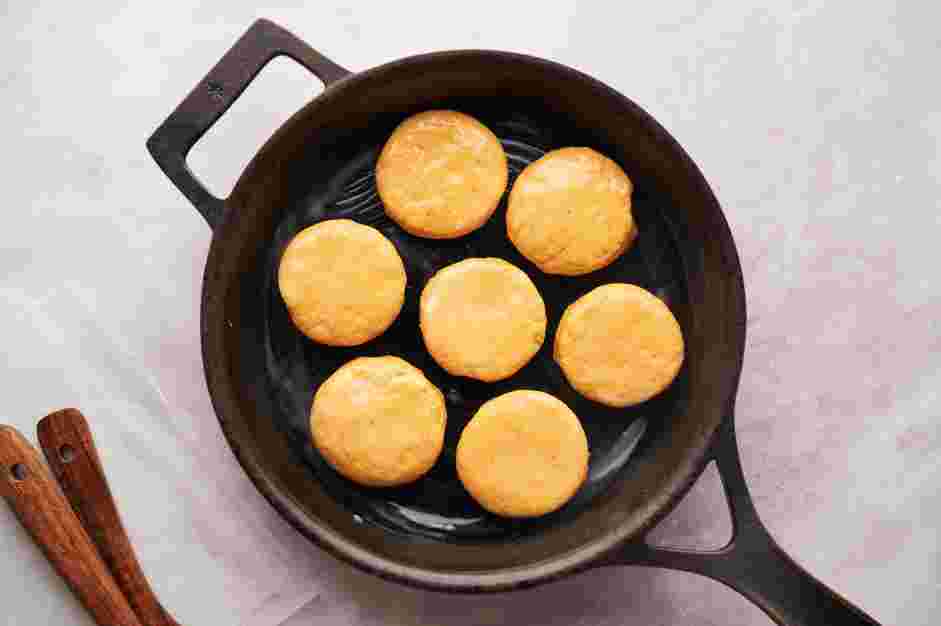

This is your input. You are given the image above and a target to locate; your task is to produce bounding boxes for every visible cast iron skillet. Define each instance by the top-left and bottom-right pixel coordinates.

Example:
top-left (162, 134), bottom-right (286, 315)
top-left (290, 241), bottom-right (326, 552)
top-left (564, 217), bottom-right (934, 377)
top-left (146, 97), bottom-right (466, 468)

top-left (147, 19), bottom-right (880, 625)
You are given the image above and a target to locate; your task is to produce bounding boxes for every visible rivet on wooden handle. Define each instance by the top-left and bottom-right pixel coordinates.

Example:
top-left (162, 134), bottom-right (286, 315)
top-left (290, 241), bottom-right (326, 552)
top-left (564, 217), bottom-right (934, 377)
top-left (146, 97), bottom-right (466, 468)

top-left (38, 408), bottom-right (182, 626)
top-left (0, 424), bottom-right (143, 626)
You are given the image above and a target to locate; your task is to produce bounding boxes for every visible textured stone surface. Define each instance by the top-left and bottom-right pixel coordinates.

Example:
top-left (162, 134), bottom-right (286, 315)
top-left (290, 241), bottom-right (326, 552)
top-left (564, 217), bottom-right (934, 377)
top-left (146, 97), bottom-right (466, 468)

top-left (1, 2), bottom-right (938, 624)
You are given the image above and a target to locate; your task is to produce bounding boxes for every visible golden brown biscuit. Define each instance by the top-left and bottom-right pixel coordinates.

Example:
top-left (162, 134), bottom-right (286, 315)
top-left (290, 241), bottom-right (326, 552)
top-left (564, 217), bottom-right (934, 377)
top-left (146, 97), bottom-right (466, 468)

top-left (420, 258), bottom-right (546, 382)
top-left (278, 219), bottom-right (406, 347)
top-left (376, 110), bottom-right (508, 239)
top-left (554, 283), bottom-right (684, 407)
top-left (456, 390), bottom-right (589, 517)
top-left (311, 356), bottom-right (447, 487)
top-left (507, 147), bottom-right (635, 275)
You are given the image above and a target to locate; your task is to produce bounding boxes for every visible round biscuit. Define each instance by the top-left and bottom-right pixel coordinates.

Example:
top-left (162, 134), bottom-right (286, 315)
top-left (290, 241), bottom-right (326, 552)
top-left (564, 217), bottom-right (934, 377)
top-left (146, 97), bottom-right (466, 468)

top-left (456, 390), bottom-right (588, 517)
top-left (554, 283), bottom-right (684, 407)
top-left (277, 219), bottom-right (406, 347)
top-left (507, 147), bottom-right (635, 275)
top-left (420, 258), bottom-right (546, 382)
top-left (377, 110), bottom-right (508, 239)
top-left (311, 356), bottom-right (447, 487)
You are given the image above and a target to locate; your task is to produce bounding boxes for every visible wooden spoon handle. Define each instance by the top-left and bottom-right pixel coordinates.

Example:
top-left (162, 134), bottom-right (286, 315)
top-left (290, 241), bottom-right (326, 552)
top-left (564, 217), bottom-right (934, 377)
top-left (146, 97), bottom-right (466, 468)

top-left (38, 408), bottom-right (181, 626)
top-left (0, 424), bottom-right (143, 626)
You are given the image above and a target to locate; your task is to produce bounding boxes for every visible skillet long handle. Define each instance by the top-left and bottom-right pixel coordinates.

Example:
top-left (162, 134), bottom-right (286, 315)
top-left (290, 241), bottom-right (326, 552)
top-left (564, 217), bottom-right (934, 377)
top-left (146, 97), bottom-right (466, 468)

top-left (146, 18), bottom-right (351, 228)
top-left (37, 409), bottom-right (181, 626)
top-left (607, 418), bottom-right (881, 626)
top-left (0, 425), bottom-right (143, 626)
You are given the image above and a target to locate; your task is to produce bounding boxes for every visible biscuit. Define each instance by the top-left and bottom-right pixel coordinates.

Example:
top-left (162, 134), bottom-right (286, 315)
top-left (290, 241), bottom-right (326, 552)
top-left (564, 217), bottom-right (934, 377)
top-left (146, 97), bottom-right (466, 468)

top-left (278, 219), bottom-right (406, 347)
top-left (554, 283), bottom-right (684, 407)
top-left (507, 147), bottom-right (635, 275)
top-left (311, 356), bottom-right (447, 487)
top-left (420, 258), bottom-right (546, 382)
top-left (456, 390), bottom-right (589, 517)
top-left (376, 110), bottom-right (508, 239)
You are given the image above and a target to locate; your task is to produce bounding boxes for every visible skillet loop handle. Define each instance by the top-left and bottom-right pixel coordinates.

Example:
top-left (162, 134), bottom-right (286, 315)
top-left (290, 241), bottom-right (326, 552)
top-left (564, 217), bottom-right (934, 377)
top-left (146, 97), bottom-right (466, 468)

top-left (608, 418), bottom-right (881, 626)
top-left (146, 18), bottom-right (350, 229)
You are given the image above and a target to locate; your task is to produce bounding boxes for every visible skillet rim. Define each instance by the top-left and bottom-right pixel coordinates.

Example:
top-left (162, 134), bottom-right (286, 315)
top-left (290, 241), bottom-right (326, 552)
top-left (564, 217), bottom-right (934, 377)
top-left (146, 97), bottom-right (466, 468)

top-left (200, 48), bottom-right (747, 591)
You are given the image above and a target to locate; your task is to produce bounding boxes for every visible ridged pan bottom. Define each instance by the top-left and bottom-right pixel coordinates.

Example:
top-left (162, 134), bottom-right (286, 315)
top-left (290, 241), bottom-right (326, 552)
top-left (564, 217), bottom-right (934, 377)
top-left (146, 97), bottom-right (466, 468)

top-left (262, 112), bottom-right (686, 542)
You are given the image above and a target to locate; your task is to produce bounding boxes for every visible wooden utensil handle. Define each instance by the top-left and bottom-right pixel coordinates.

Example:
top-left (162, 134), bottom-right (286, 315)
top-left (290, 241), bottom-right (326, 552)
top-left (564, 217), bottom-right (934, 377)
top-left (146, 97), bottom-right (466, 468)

top-left (0, 425), bottom-right (143, 626)
top-left (38, 408), bottom-right (181, 626)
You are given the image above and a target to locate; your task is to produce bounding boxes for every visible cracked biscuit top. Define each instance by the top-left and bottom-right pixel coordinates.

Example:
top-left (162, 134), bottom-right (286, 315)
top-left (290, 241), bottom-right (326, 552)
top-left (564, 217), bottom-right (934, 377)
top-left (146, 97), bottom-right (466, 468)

top-left (507, 147), bottom-right (635, 276)
top-left (377, 110), bottom-right (508, 239)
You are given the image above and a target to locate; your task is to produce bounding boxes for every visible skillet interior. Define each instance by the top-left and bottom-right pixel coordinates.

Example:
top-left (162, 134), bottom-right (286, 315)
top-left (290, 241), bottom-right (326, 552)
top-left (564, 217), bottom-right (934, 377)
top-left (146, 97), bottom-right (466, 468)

top-left (203, 51), bottom-right (745, 587)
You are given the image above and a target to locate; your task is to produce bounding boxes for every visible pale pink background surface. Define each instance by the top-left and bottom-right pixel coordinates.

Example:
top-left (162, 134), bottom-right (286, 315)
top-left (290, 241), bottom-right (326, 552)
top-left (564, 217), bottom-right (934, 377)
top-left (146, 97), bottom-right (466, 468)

top-left (1, 2), bottom-right (938, 625)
